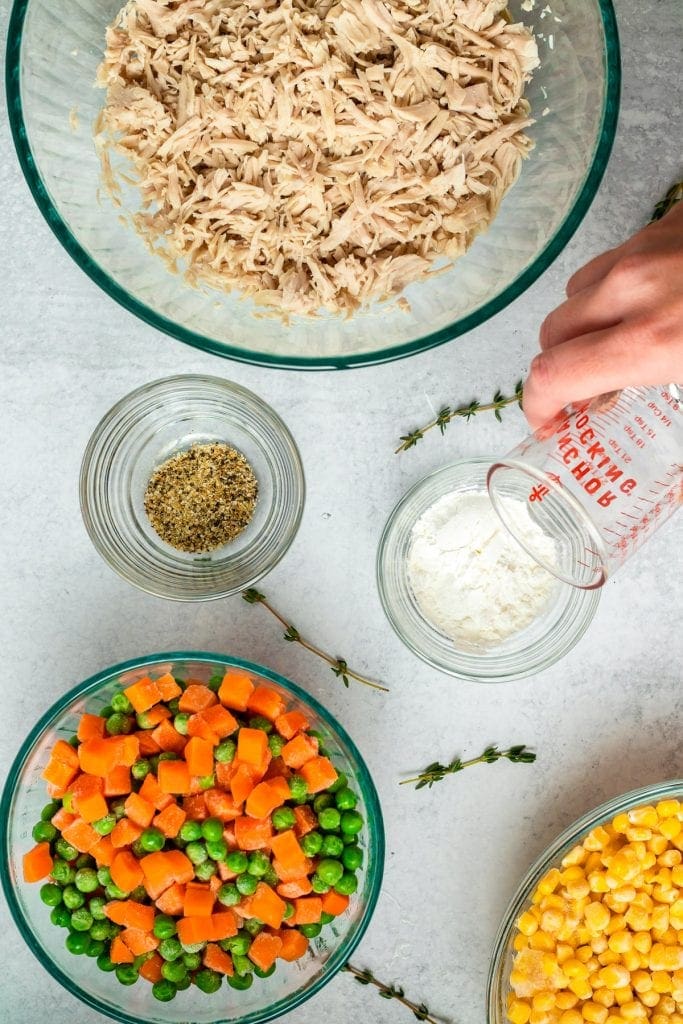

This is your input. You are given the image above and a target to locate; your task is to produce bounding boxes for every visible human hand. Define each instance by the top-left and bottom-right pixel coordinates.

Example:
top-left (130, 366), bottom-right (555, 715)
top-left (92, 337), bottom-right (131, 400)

top-left (522, 202), bottom-right (683, 431)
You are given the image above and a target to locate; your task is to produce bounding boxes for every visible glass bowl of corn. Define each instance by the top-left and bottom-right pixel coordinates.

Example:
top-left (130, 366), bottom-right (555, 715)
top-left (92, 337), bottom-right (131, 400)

top-left (487, 781), bottom-right (683, 1024)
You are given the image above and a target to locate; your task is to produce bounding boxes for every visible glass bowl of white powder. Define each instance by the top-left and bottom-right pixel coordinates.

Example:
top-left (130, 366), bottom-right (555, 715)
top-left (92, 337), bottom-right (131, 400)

top-left (376, 458), bottom-right (600, 681)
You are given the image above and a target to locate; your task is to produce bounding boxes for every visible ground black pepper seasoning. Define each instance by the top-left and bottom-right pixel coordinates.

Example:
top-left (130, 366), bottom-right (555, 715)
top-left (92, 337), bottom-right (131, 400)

top-left (144, 443), bottom-right (258, 553)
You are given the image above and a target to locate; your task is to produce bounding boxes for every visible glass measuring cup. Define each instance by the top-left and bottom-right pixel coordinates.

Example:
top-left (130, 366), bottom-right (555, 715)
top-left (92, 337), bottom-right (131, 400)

top-left (487, 385), bottom-right (683, 589)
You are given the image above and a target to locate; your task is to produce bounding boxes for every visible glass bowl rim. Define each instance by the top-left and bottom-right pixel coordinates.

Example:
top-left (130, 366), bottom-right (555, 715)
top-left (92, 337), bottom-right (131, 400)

top-left (486, 778), bottom-right (683, 1021)
top-left (0, 650), bottom-right (386, 1024)
top-left (78, 374), bottom-right (306, 602)
top-left (376, 456), bottom-right (601, 682)
top-left (5, 0), bottom-right (620, 370)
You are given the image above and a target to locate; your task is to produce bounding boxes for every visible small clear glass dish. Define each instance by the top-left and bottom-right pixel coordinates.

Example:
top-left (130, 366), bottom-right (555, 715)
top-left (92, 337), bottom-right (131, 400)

top-left (80, 375), bottom-right (305, 600)
top-left (376, 458), bottom-right (600, 682)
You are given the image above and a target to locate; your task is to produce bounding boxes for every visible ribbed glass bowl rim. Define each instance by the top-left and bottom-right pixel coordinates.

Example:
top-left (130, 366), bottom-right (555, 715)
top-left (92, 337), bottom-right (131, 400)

top-left (0, 651), bottom-right (386, 1024)
top-left (4, 0), bottom-right (620, 370)
top-left (376, 456), bottom-right (600, 682)
top-left (78, 374), bottom-right (305, 602)
top-left (486, 779), bottom-right (683, 1022)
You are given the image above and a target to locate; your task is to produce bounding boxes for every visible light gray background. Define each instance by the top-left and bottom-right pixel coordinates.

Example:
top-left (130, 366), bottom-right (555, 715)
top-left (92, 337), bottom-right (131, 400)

top-left (1, 1), bottom-right (681, 1021)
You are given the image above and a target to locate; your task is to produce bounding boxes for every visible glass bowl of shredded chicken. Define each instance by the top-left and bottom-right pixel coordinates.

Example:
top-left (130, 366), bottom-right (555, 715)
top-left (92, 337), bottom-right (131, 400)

top-left (7, 0), bottom-right (619, 367)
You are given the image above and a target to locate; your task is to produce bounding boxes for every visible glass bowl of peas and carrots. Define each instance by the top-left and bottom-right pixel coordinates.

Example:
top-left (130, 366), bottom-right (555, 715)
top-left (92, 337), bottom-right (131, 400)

top-left (0, 652), bottom-right (384, 1024)
top-left (487, 780), bottom-right (683, 1023)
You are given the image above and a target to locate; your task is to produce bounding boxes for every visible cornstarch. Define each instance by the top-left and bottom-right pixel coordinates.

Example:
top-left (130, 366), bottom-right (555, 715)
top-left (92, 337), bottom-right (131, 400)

top-left (407, 490), bottom-right (557, 647)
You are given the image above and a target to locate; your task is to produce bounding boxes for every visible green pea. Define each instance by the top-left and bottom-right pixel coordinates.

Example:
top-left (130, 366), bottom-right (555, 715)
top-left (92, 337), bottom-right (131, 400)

top-left (300, 832), bottom-right (323, 857)
top-left (159, 937), bottom-right (183, 961)
top-left (110, 799), bottom-right (127, 821)
top-left (111, 692), bottom-right (134, 714)
top-left (249, 715), bottom-right (273, 734)
top-left (198, 774), bottom-right (215, 790)
top-left (106, 712), bottom-right (133, 736)
top-left (165, 699), bottom-right (180, 717)
top-left (328, 771), bottom-right (348, 794)
top-left (140, 827), bottom-right (165, 853)
top-left (195, 968), bottom-right (222, 993)
top-left (89, 920), bottom-right (110, 941)
top-left (318, 859), bottom-right (344, 885)
top-left (206, 839), bottom-right (228, 862)
top-left (228, 972), bottom-right (253, 990)
top-left (97, 866), bottom-right (112, 887)
top-left (131, 759), bottom-right (151, 781)
top-left (318, 808), bottom-right (341, 832)
top-left (321, 835), bottom-right (344, 858)
top-left (175, 975), bottom-right (191, 992)
top-left (71, 908), bottom-right (94, 932)
top-left (75, 868), bottom-right (99, 893)
top-left (214, 739), bottom-right (236, 764)
top-left (307, 730), bottom-right (329, 757)
top-left (182, 941), bottom-right (206, 954)
top-left (207, 673), bottom-right (224, 692)
top-left (222, 932), bottom-right (251, 955)
top-left (335, 786), bottom-right (357, 810)
top-left (236, 873), bottom-right (258, 897)
top-left (86, 939), bottom-right (105, 958)
top-left (161, 959), bottom-right (187, 983)
top-left (320, 911), bottom-right (335, 925)
top-left (62, 792), bottom-right (75, 814)
top-left (182, 951), bottom-right (202, 970)
top-left (179, 820), bottom-right (202, 843)
top-left (50, 905), bottom-right (72, 928)
top-left (299, 923), bottom-right (322, 938)
top-left (313, 794), bottom-right (333, 813)
top-left (201, 818), bottom-right (223, 843)
top-left (232, 954), bottom-right (253, 977)
top-left (92, 813), bottom-right (116, 836)
top-left (55, 837), bottom-right (79, 862)
top-left (343, 834), bottom-right (358, 846)
top-left (272, 807), bottom-right (296, 832)
top-left (97, 953), bottom-right (116, 972)
top-left (41, 800), bottom-right (61, 822)
top-left (65, 930), bottom-right (91, 955)
top-left (263, 864), bottom-right (278, 886)
top-left (268, 734), bottom-right (285, 757)
top-left (185, 841), bottom-right (208, 865)
top-left (340, 810), bottom-right (363, 836)
top-left (51, 859), bottom-right (75, 887)
top-left (116, 964), bottom-right (139, 986)
top-left (288, 775), bottom-right (308, 802)
top-left (75, 853), bottom-right (94, 869)
top-left (173, 713), bottom-right (190, 736)
top-left (105, 883), bottom-right (129, 900)
top-left (32, 820), bottom-right (57, 844)
top-left (152, 978), bottom-right (177, 1000)
top-left (283, 902), bottom-right (295, 921)
top-left (311, 875), bottom-right (330, 894)
top-left (247, 851), bottom-right (270, 877)
top-left (62, 885), bottom-right (85, 910)
top-left (100, 705), bottom-right (113, 719)
top-left (153, 914), bottom-right (177, 939)
top-left (40, 883), bottom-right (63, 907)
top-left (194, 859), bottom-right (216, 881)
top-left (334, 872), bottom-right (358, 895)
top-left (226, 850), bottom-right (248, 874)
top-left (217, 882), bottom-right (240, 907)
top-left (243, 918), bottom-right (263, 937)
top-left (253, 962), bottom-right (277, 978)
top-left (342, 845), bottom-right (363, 871)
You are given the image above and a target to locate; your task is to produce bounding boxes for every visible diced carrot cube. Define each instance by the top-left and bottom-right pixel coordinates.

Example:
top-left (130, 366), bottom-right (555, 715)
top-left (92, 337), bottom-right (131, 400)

top-left (203, 942), bottom-right (234, 975)
top-left (292, 896), bottom-right (323, 925)
top-left (76, 790), bottom-right (109, 823)
top-left (247, 685), bottom-right (286, 722)
top-left (293, 805), bottom-right (317, 837)
top-left (155, 673), bottom-right (182, 702)
top-left (218, 669), bottom-right (254, 712)
top-left (245, 781), bottom-right (286, 820)
top-left (151, 719), bottom-right (187, 755)
top-left (215, 761), bottom-right (237, 789)
top-left (124, 792), bottom-right (155, 828)
top-left (248, 931), bottom-right (283, 971)
top-left (234, 816), bottom-right (273, 851)
top-left (111, 850), bottom-right (144, 893)
top-left (237, 728), bottom-right (269, 768)
top-left (176, 916), bottom-right (213, 945)
top-left (52, 739), bottom-right (80, 767)
top-left (110, 818), bottom-right (143, 849)
top-left (270, 830), bottom-right (308, 873)
top-left (273, 856), bottom-right (313, 883)
top-left (186, 715), bottom-right (219, 745)
top-left (110, 935), bottom-right (135, 964)
top-left (139, 704), bottom-right (171, 727)
top-left (182, 793), bottom-right (208, 821)
top-left (61, 818), bottom-right (100, 853)
top-left (119, 735), bottom-right (141, 767)
top-left (140, 952), bottom-right (163, 983)
top-left (201, 704), bottom-right (239, 738)
top-left (184, 736), bottom-right (214, 778)
top-left (91, 836), bottom-right (115, 867)
top-left (281, 733), bottom-right (318, 770)
top-left (153, 803), bottom-right (186, 838)
top-left (184, 882), bottom-right (215, 917)
top-left (104, 765), bottom-right (132, 796)
top-left (277, 877), bottom-right (313, 899)
top-left (250, 882), bottom-right (286, 929)
top-left (278, 928), bottom-right (309, 961)
top-left (158, 759), bottom-right (191, 795)
top-left (51, 807), bottom-right (76, 831)
top-left (209, 911), bottom-right (238, 941)
top-left (204, 789), bottom-right (241, 822)
top-left (77, 714), bottom-right (106, 743)
top-left (105, 900), bottom-right (155, 931)
top-left (275, 711), bottom-right (310, 740)
top-left (123, 676), bottom-right (161, 714)
top-left (230, 764), bottom-right (256, 806)
top-left (321, 890), bottom-right (350, 917)
top-left (300, 756), bottom-right (338, 794)
top-left (178, 685), bottom-right (217, 714)
top-left (136, 731), bottom-right (162, 757)
top-left (42, 758), bottom-right (78, 792)
top-left (139, 773), bottom-right (174, 811)
top-left (155, 882), bottom-right (185, 916)
top-left (22, 842), bottom-right (53, 882)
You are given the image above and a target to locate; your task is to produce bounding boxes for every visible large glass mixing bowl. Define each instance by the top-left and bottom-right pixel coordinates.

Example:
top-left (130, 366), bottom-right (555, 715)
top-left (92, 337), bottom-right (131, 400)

top-left (5, 0), bottom-right (619, 368)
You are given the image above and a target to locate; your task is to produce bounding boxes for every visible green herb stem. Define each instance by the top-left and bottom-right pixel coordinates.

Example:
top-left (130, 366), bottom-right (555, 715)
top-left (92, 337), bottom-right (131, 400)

top-left (343, 964), bottom-right (446, 1023)
top-left (650, 180), bottom-right (683, 222)
top-left (396, 381), bottom-right (523, 453)
top-left (401, 744), bottom-right (536, 790)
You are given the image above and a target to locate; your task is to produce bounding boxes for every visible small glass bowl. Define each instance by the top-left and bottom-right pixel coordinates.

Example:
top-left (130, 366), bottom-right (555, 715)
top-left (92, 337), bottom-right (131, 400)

top-left (376, 458), bottom-right (600, 682)
top-left (487, 780), bottom-right (683, 1022)
top-left (80, 375), bottom-right (305, 600)
top-left (0, 652), bottom-right (385, 1024)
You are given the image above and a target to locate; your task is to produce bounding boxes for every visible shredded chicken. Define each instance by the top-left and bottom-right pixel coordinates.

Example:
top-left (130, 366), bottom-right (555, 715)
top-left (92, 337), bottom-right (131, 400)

top-left (96, 0), bottom-right (539, 317)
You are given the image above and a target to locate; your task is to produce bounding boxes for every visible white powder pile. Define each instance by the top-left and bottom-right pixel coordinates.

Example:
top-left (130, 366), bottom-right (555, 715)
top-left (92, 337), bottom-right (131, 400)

top-left (407, 490), bottom-right (557, 648)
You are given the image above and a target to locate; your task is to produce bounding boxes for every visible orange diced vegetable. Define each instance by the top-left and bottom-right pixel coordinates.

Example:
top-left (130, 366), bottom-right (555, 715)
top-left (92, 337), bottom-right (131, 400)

top-left (119, 735), bottom-right (141, 766)
top-left (321, 890), bottom-right (350, 917)
top-left (245, 781), bottom-right (286, 819)
top-left (140, 952), bottom-right (163, 983)
top-left (51, 739), bottom-right (80, 767)
top-left (124, 792), bottom-right (155, 828)
top-left (278, 928), bottom-right (309, 961)
top-left (153, 802), bottom-right (186, 838)
top-left (209, 911), bottom-right (238, 940)
top-left (41, 759), bottom-right (76, 795)
top-left (184, 882), bottom-right (215, 917)
top-left (234, 816), bottom-right (273, 851)
top-left (123, 676), bottom-right (161, 714)
top-left (155, 882), bottom-right (185, 916)
top-left (139, 704), bottom-right (171, 727)
top-left (158, 759), bottom-right (191, 794)
top-left (151, 719), bottom-right (187, 755)
top-left (218, 669), bottom-right (254, 712)
top-left (103, 765), bottom-right (132, 796)
top-left (201, 704), bottom-right (239, 738)
top-left (275, 710), bottom-right (310, 740)
top-left (186, 715), bottom-right (219, 745)
top-left (78, 737), bottom-right (132, 777)
top-left (139, 773), bottom-right (173, 811)
top-left (268, 776), bottom-right (291, 803)
top-left (248, 931), bottom-right (283, 971)
top-left (136, 731), bottom-right (162, 757)
top-left (176, 917), bottom-right (213, 945)
top-left (250, 882), bottom-right (286, 929)
top-left (270, 830), bottom-right (308, 872)
top-left (203, 943), bottom-right (234, 975)
top-left (237, 728), bottom-right (269, 768)
top-left (281, 733), bottom-right (318, 770)
top-left (110, 935), bottom-right (135, 964)
top-left (76, 790), bottom-right (109, 824)
top-left (293, 896), bottom-right (323, 925)
top-left (300, 755), bottom-right (338, 794)
top-left (91, 836), bottom-right (115, 867)
top-left (178, 684), bottom-right (217, 714)
top-left (62, 818), bottom-right (100, 853)
top-left (105, 900), bottom-right (155, 931)
top-left (111, 818), bottom-right (143, 849)
top-left (155, 673), bottom-right (182, 702)
top-left (120, 927), bottom-right (159, 955)
top-left (51, 807), bottom-right (76, 831)
top-left (182, 793), bottom-right (208, 821)
top-left (277, 877), bottom-right (313, 899)
top-left (264, 757), bottom-right (291, 782)
top-left (230, 764), bottom-right (256, 806)
top-left (165, 849), bottom-right (195, 885)
top-left (204, 789), bottom-right (240, 822)
top-left (247, 685), bottom-right (286, 722)
top-left (215, 761), bottom-right (237, 789)
top-left (23, 842), bottom-right (53, 882)
top-left (184, 736), bottom-right (214, 778)
top-left (77, 714), bottom-right (106, 743)
top-left (111, 850), bottom-right (144, 893)
top-left (273, 856), bottom-right (313, 883)
top-left (293, 805), bottom-right (317, 837)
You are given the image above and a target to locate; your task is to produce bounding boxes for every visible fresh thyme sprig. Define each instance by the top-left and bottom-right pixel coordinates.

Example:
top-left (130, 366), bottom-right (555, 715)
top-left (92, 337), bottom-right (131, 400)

top-left (650, 180), bottom-right (683, 222)
top-left (400, 743), bottom-right (536, 790)
top-left (242, 589), bottom-right (388, 692)
top-left (395, 380), bottom-right (523, 453)
top-left (343, 964), bottom-right (447, 1023)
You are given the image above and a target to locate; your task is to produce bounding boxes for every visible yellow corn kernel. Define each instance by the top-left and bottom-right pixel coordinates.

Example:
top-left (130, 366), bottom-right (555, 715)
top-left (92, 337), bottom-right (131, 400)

top-left (658, 994), bottom-right (676, 1013)
top-left (585, 828), bottom-right (613, 852)
top-left (529, 1010), bottom-right (549, 1024)
top-left (610, 887), bottom-right (637, 907)
top-left (560, 1012), bottom-right (582, 1024)
top-left (592, 936), bottom-right (609, 955)
top-left (532, 992), bottom-right (556, 1012)
top-left (609, 931), bottom-right (633, 954)
top-left (670, 899), bottom-right (683, 921)
top-left (529, 932), bottom-right (556, 952)
top-left (619, 1001), bottom-right (648, 1020)
top-left (672, 865), bottom-right (683, 887)
top-left (564, 959), bottom-right (590, 980)
top-left (629, 806), bottom-right (658, 828)
top-left (514, 935), bottom-right (529, 952)
top-left (639, 989), bottom-right (660, 1008)
top-left (650, 943), bottom-right (683, 971)
top-left (556, 992), bottom-right (579, 1010)
top-left (632, 892), bottom-right (654, 910)
top-left (563, 845), bottom-right (589, 867)
top-left (568, 880), bottom-right (592, 900)
top-left (587, 853), bottom-right (605, 873)
top-left (657, 799), bottom-right (680, 819)
top-left (610, 850), bottom-right (641, 882)
top-left (651, 970), bottom-right (673, 993)
top-left (538, 869), bottom-right (562, 896)
top-left (582, 1003), bottom-right (609, 1024)
top-left (542, 953), bottom-right (560, 977)
top-left (542, 893), bottom-right (566, 911)
top-left (660, 818), bottom-right (682, 841)
top-left (626, 828), bottom-right (652, 843)
top-left (598, 951), bottom-right (621, 967)
top-left (622, 950), bottom-right (643, 973)
top-left (613, 986), bottom-right (634, 1007)
top-left (613, 814), bottom-right (630, 834)
top-left (605, 1018), bottom-right (626, 1024)
top-left (649, 836), bottom-right (669, 856)
top-left (589, 873), bottom-right (610, 894)
top-left (653, 1016), bottom-right (671, 1024)
top-left (568, 978), bottom-right (593, 1000)
top-left (598, 964), bottom-right (631, 990)
top-left (658, 848), bottom-right (681, 866)
top-left (508, 999), bottom-right (532, 1024)
top-left (593, 987), bottom-right (616, 1008)
top-left (653, 884), bottom-right (678, 904)
top-left (633, 932), bottom-right (652, 954)
top-left (556, 943), bottom-right (574, 964)
top-left (630, 970), bottom-right (653, 993)
top-left (541, 909), bottom-right (565, 933)
top-left (585, 902), bottom-right (611, 932)
top-left (624, 907), bottom-right (650, 931)
top-left (518, 911), bottom-right (539, 936)
top-left (652, 906), bottom-right (670, 932)
top-left (577, 946), bottom-right (594, 964)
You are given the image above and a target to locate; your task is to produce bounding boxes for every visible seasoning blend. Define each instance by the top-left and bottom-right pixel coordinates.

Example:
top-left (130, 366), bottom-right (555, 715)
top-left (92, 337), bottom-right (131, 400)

top-left (144, 442), bottom-right (258, 553)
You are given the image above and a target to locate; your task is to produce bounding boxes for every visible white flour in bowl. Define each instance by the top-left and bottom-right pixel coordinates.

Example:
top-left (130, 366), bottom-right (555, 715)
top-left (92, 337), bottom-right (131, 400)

top-left (407, 490), bottom-right (557, 647)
